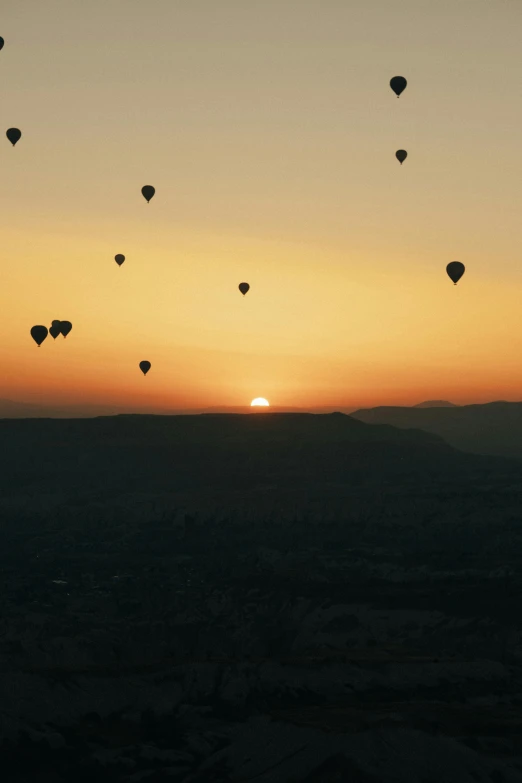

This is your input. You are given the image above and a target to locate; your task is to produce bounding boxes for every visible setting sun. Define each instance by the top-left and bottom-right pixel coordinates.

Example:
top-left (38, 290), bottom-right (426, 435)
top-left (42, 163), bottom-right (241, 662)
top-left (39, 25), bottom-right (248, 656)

top-left (251, 398), bottom-right (270, 407)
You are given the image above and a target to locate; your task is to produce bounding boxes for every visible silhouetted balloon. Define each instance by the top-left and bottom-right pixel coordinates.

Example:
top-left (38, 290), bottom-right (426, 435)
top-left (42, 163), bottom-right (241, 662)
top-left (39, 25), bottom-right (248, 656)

top-left (446, 261), bottom-right (465, 285)
top-left (141, 186), bottom-right (155, 203)
top-left (390, 76), bottom-right (407, 97)
top-left (0, 38), bottom-right (4, 51)
top-left (49, 322), bottom-right (61, 339)
top-left (238, 282), bottom-right (250, 296)
top-left (6, 128), bottom-right (21, 146)
top-left (115, 254), bottom-right (125, 266)
top-left (60, 320), bottom-right (72, 338)
top-left (139, 361), bottom-right (151, 376)
top-left (31, 325), bottom-right (48, 347)
top-left (396, 149), bottom-right (407, 164)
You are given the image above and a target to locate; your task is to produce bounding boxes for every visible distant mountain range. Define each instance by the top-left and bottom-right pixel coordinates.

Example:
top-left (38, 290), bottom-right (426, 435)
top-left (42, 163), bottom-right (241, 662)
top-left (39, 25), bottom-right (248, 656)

top-left (0, 397), bottom-right (466, 420)
top-left (0, 399), bottom-right (134, 418)
top-left (0, 413), bottom-right (517, 510)
top-left (413, 400), bottom-right (458, 408)
top-left (3, 397), bottom-right (522, 462)
top-left (0, 399), bottom-right (358, 419)
top-left (0, 398), bottom-right (462, 420)
top-left (352, 400), bottom-right (522, 459)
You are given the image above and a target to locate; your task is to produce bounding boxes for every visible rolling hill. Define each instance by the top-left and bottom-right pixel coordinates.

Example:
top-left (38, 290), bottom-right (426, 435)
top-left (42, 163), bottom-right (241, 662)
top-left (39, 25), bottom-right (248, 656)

top-left (0, 412), bottom-right (518, 513)
top-left (414, 400), bottom-right (459, 408)
top-left (352, 401), bottom-right (522, 459)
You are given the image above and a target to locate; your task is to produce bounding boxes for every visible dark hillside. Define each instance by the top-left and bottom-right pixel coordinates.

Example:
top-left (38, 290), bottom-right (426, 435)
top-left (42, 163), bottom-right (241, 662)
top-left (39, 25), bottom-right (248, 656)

top-left (0, 413), bottom-right (516, 504)
top-left (352, 401), bottom-right (522, 459)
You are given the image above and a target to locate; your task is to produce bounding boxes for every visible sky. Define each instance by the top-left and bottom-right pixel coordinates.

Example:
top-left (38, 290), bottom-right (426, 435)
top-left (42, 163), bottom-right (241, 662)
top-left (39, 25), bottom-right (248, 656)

top-left (2, 0), bottom-right (522, 413)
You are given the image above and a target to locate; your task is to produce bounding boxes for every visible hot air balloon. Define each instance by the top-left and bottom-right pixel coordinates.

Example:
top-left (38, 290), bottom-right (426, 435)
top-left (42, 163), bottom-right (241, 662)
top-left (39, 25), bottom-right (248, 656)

top-left (6, 128), bottom-right (21, 146)
top-left (396, 149), bottom-right (407, 164)
top-left (446, 261), bottom-right (465, 285)
top-left (141, 186), bottom-right (155, 203)
top-left (390, 76), bottom-right (407, 97)
top-left (31, 325), bottom-right (48, 347)
top-left (49, 322), bottom-right (61, 339)
top-left (60, 320), bottom-right (72, 338)
top-left (115, 254), bottom-right (125, 266)
top-left (139, 361), bottom-right (151, 376)
top-left (238, 282), bottom-right (250, 296)
top-left (0, 37), bottom-right (4, 51)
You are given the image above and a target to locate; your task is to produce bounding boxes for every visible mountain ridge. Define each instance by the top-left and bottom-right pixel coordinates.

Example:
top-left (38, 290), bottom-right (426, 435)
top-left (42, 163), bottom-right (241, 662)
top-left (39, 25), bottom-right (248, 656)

top-left (0, 413), bottom-right (517, 510)
top-left (352, 401), bottom-right (522, 459)
top-left (414, 400), bottom-right (458, 408)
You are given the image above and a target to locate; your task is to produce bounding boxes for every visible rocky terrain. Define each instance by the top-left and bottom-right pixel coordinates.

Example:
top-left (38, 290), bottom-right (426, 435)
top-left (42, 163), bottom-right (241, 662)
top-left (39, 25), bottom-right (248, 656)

top-left (1, 413), bottom-right (522, 781)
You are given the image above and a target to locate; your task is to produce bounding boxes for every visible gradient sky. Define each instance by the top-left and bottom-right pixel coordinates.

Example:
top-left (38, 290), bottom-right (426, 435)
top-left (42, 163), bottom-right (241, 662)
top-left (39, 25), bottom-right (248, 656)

top-left (2, 0), bottom-right (522, 411)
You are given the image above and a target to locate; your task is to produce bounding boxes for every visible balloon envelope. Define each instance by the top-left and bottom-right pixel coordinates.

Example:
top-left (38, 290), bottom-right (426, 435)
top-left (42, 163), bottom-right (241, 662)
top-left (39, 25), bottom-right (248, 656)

top-left (31, 325), bottom-right (48, 347)
top-left (396, 149), bottom-right (407, 164)
top-left (139, 361), bottom-right (151, 375)
top-left (49, 323), bottom-right (61, 339)
top-left (0, 38), bottom-right (4, 51)
top-left (115, 254), bottom-right (125, 266)
top-left (6, 128), bottom-right (21, 146)
top-left (141, 185), bottom-right (155, 203)
top-left (60, 320), bottom-right (72, 337)
top-left (238, 282), bottom-right (250, 296)
top-left (390, 76), bottom-right (407, 97)
top-left (446, 261), bottom-right (465, 285)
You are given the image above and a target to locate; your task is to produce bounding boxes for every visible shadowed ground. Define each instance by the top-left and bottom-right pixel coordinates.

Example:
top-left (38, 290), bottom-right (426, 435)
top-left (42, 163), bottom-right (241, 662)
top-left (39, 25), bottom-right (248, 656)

top-left (0, 414), bottom-right (521, 781)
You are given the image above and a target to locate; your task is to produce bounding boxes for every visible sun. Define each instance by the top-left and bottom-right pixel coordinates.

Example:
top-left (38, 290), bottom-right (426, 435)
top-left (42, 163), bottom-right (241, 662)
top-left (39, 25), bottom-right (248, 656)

top-left (251, 397), bottom-right (270, 407)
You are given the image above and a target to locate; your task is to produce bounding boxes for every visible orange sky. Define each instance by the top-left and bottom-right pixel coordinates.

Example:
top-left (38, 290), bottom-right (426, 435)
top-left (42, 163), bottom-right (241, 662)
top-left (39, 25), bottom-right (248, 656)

top-left (2, 0), bottom-right (522, 412)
